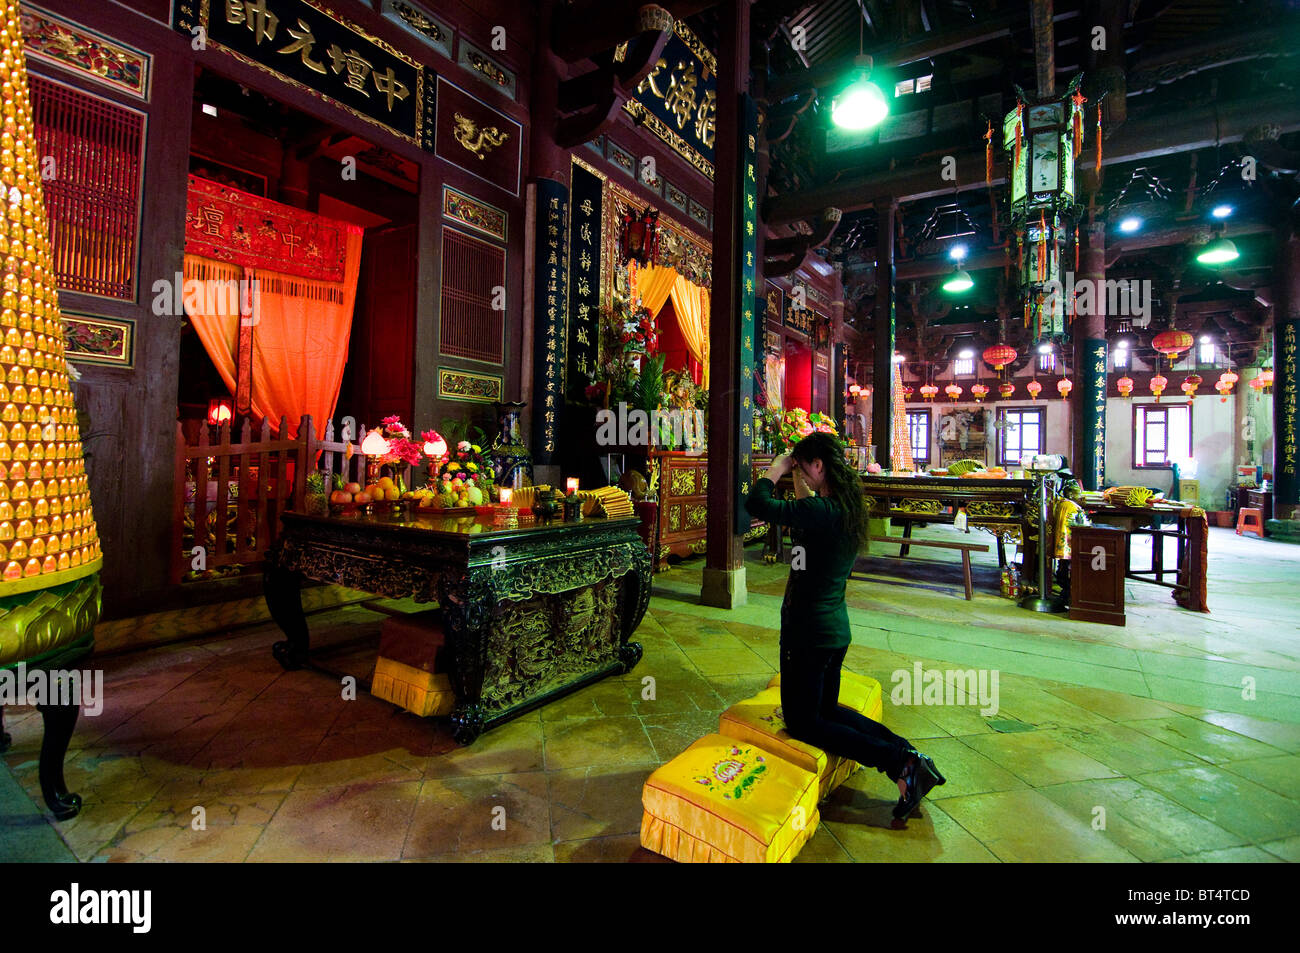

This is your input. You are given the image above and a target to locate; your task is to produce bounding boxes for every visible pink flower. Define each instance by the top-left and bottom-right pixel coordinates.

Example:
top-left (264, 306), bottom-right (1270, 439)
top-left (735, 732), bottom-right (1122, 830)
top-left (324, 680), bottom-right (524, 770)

top-left (798, 424), bottom-right (814, 436)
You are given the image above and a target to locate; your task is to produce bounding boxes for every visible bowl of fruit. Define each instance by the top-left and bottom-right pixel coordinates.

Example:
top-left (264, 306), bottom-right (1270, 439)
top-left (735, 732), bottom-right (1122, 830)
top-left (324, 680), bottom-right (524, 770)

top-left (425, 441), bottom-right (498, 512)
top-left (328, 476), bottom-right (374, 515)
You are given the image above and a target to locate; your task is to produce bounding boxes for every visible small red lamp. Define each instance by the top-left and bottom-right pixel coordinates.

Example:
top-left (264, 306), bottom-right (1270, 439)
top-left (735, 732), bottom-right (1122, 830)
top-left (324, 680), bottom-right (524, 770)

top-left (207, 397), bottom-right (233, 426)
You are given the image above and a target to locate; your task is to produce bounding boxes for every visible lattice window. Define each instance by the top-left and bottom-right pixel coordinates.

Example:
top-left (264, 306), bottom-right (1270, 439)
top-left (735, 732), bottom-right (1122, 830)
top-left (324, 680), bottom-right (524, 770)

top-left (439, 226), bottom-right (505, 364)
top-left (30, 74), bottom-right (144, 300)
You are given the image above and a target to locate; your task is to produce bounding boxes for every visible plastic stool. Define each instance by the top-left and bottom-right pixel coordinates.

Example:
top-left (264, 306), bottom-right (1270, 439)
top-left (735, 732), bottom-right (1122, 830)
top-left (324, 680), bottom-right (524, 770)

top-left (1236, 507), bottom-right (1265, 539)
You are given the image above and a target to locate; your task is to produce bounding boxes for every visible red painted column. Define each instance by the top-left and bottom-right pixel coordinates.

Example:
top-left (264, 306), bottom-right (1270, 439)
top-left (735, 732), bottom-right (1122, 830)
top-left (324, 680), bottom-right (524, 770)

top-left (701, 0), bottom-right (750, 608)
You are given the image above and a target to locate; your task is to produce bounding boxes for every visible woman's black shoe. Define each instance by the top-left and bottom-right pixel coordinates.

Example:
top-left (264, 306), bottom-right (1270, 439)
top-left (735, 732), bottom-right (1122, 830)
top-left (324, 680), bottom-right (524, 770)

top-left (892, 750), bottom-right (945, 819)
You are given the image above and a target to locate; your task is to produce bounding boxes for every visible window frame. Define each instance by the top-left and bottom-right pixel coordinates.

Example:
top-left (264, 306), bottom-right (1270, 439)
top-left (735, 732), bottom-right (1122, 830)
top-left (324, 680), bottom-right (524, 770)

top-left (1113, 347), bottom-right (1128, 369)
top-left (906, 409), bottom-right (931, 465)
top-left (1132, 402), bottom-right (1193, 469)
top-left (953, 356), bottom-right (975, 376)
top-left (1038, 352), bottom-right (1057, 373)
top-left (998, 407), bottom-right (1046, 467)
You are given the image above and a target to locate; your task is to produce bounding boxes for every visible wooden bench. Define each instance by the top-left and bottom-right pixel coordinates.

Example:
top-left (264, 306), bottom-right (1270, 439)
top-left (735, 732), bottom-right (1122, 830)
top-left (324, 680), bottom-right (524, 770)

top-left (859, 533), bottom-right (990, 600)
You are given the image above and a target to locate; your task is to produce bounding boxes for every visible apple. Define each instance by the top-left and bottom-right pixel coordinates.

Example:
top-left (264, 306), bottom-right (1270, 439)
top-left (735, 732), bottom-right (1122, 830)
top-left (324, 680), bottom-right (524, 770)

top-left (344, 482), bottom-right (362, 495)
top-left (330, 490), bottom-right (351, 504)
top-left (354, 491), bottom-right (372, 504)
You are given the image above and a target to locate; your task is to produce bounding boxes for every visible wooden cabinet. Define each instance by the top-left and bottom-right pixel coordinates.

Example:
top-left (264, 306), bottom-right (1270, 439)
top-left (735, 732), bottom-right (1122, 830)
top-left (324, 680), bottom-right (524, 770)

top-left (1068, 525), bottom-right (1127, 626)
top-left (1248, 490), bottom-right (1273, 522)
top-left (647, 450), bottom-right (772, 570)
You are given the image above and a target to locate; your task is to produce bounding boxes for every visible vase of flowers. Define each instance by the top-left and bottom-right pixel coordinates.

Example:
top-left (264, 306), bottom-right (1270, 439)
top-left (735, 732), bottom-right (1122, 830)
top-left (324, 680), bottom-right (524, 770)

top-left (771, 407), bottom-right (837, 454)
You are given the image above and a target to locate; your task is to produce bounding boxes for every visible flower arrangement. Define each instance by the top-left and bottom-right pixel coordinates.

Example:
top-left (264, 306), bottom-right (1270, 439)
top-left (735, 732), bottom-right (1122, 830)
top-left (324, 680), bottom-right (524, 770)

top-left (771, 407), bottom-right (837, 453)
top-left (377, 416), bottom-right (425, 468)
top-left (433, 440), bottom-right (498, 507)
top-left (621, 305), bottom-right (658, 354)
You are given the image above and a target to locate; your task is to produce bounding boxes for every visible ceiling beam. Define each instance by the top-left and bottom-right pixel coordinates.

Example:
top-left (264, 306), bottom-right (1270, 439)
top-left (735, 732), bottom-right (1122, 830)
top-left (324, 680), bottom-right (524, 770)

top-left (764, 90), bottom-right (1300, 225)
top-left (764, 7), bottom-right (1083, 101)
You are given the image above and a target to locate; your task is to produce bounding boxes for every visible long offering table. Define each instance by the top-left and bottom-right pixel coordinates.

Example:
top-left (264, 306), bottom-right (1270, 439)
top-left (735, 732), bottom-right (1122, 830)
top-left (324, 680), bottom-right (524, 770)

top-left (264, 510), bottom-right (651, 743)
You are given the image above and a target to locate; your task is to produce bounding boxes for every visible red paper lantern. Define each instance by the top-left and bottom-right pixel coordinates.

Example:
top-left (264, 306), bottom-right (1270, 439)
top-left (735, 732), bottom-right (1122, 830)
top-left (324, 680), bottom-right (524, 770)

top-left (970, 383), bottom-right (989, 402)
top-left (999, 382), bottom-right (1015, 399)
top-left (1152, 330), bottom-right (1194, 359)
top-left (902, 385), bottom-right (914, 400)
top-left (207, 397), bottom-right (233, 425)
top-left (1150, 374), bottom-right (1168, 400)
top-left (982, 344), bottom-right (1017, 371)
top-left (920, 384), bottom-right (939, 401)
top-left (1219, 370), bottom-right (1239, 390)
top-left (1026, 380), bottom-right (1042, 399)
top-left (1116, 376), bottom-right (1134, 397)
top-left (1249, 369), bottom-right (1274, 392)
top-left (944, 383), bottom-right (962, 401)
top-left (1215, 381), bottom-right (1231, 402)
top-left (1181, 374), bottom-right (1203, 396)
top-left (1057, 378), bottom-right (1073, 398)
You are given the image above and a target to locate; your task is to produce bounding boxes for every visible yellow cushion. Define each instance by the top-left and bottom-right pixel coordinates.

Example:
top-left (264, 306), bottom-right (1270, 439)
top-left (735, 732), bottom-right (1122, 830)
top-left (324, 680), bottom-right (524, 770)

top-left (718, 687), bottom-right (859, 800)
top-left (768, 669), bottom-right (884, 721)
top-left (371, 657), bottom-right (456, 717)
top-left (641, 734), bottom-right (819, 863)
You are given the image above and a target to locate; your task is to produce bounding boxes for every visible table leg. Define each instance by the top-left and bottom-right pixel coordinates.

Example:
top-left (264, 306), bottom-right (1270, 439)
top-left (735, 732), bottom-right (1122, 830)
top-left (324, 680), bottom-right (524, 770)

top-left (0, 705), bottom-right (10, 752)
top-left (439, 576), bottom-right (491, 745)
top-left (962, 550), bottom-right (973, 600)
top-left (997, 537), bottom-right (1007, 569)
top-left (617, 544), bottom-right (651, 673)
top-left (264, 560), bottom-right (310, 671)
top-left (36, 701), bottom-right (81, 820)
top-left (900, 520), bottom-right (913, 558)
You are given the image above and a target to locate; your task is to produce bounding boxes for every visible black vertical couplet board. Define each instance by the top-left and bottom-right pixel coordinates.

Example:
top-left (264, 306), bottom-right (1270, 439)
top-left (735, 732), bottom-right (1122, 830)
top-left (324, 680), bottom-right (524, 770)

top-left (532, 179), bottom-right (568, 464)
top-left (1277, 319), bottom-right (1299, 506)
top-left (566, 163), bottom-right (602, 399)
top-left (1081, 337), bottom-right (1106, 490)
top-left (735, 94), bottom-right (758, 534)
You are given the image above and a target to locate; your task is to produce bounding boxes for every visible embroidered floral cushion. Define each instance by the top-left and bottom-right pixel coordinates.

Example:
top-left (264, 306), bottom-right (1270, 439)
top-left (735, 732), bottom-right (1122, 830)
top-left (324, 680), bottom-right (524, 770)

top-left (641, 733), bottom-right (819, 863)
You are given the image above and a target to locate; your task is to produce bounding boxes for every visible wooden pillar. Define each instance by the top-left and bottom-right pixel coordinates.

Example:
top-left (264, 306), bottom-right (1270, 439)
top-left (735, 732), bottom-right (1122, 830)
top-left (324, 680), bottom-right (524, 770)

top-left (1074, 220), bottom-right (1107, 488)
top-left (871, 199), bottom-right (896, 468)
top-left (1274, 226), bottom-right (1300, 519)
top-left (702, 0), bottom-right (751, 609)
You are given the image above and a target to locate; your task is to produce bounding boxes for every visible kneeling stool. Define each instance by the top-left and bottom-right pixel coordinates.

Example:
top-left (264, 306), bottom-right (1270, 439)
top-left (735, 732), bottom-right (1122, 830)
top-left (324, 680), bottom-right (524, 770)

top-left (641, 733), bottom-right (819, 863)
top-left (767, 669), bottom-right (883, 720)
top-left (370, 609), bottom-right (456, 717)
top-left (719, 686), bottom-right (864, 801)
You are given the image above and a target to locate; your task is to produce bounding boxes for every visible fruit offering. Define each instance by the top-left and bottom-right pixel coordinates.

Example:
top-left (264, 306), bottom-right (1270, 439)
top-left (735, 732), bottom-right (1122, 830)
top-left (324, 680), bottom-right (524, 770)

top-left (329, 475), bottom-right (369, 507)
top-left (430, 441), bottom-right (497, 509)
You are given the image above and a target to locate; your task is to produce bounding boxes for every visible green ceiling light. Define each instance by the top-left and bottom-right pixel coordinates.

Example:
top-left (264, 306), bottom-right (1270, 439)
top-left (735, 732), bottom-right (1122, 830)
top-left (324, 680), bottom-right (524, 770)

top-left (831, 55), bottom-right (888, 131)
top-left (1197, 235), bottom-right (1240, 265)
top-left (942, 265), bottom-right (974, 293)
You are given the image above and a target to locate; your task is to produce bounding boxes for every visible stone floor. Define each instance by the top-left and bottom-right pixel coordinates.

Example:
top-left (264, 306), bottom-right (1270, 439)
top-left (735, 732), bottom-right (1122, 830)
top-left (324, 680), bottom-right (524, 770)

top-left (2, 526), bottom-right (1298, 863)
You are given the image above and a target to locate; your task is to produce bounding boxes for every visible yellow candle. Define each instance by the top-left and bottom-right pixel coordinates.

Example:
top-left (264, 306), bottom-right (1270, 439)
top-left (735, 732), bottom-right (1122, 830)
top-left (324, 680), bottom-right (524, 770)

top-left (498, 487), bottom-right (513, 506)
top-left (566, 478), bottom-right (579, 495)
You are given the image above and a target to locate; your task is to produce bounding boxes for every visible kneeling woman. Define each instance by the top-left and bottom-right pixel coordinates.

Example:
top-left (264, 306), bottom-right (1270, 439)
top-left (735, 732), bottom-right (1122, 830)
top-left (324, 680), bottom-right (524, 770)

top-left (745, 432), bottom-right (944, 820)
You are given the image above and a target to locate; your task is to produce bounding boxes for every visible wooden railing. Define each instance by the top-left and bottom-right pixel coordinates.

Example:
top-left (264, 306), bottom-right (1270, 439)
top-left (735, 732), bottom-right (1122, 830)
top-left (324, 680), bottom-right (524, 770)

top-left (171, 415), bottom-right (404, 583)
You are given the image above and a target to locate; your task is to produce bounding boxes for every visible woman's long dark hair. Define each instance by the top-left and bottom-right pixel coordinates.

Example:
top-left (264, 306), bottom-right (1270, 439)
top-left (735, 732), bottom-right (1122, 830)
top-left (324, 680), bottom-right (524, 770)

top-left (791, 431), bottom-right (868, 549)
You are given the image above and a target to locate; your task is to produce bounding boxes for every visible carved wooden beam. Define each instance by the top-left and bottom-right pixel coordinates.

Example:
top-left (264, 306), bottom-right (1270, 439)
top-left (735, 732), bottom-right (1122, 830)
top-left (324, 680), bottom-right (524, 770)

top-left (555, 89), bottom-right (624, 150)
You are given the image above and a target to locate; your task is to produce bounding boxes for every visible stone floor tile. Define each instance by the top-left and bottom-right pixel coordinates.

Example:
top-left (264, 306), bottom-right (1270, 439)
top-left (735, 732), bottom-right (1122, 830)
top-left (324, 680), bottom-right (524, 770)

top-left (547, 762), bottom-right (658, 843)
top-left (247, 780), bottom-right (421, 862)
top-left (1035, 777), bottom-right (1244, 861)
top-left (959, 730), bottom-right (1123, 788)
top-left (402, 772), bottom-right (551, 858)
top-left (938, 789), bottom-right (1141, 862)
top-left (1136, 765), bottom-right (1300, 843)
top-left (541, 715), bottom-right (657, 771)
top-left (912, 736), bottom-right (1031, 800)
top-left (1218, 754), bottom-right (1300, 799)
top-left (1123, 715), bottom-right (1290, 764)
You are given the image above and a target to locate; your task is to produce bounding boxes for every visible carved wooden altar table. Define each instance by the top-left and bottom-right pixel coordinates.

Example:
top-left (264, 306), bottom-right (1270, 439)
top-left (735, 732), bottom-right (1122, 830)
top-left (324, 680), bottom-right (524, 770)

top-left (264, 510), bottom-right (652, 744)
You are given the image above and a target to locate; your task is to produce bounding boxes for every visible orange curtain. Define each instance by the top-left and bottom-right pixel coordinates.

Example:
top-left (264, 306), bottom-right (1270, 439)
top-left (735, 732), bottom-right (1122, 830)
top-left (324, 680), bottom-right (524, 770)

top-left (672, 276), bottom-right (710, 390)
top-left (182, 254), bottom-right (243, 399)
top-left (249, 228), bottom-right (362, 437)
top-left (636, 263), bottom-right (679, 317)
top-left (182, 228), bottom-right (362, 438)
